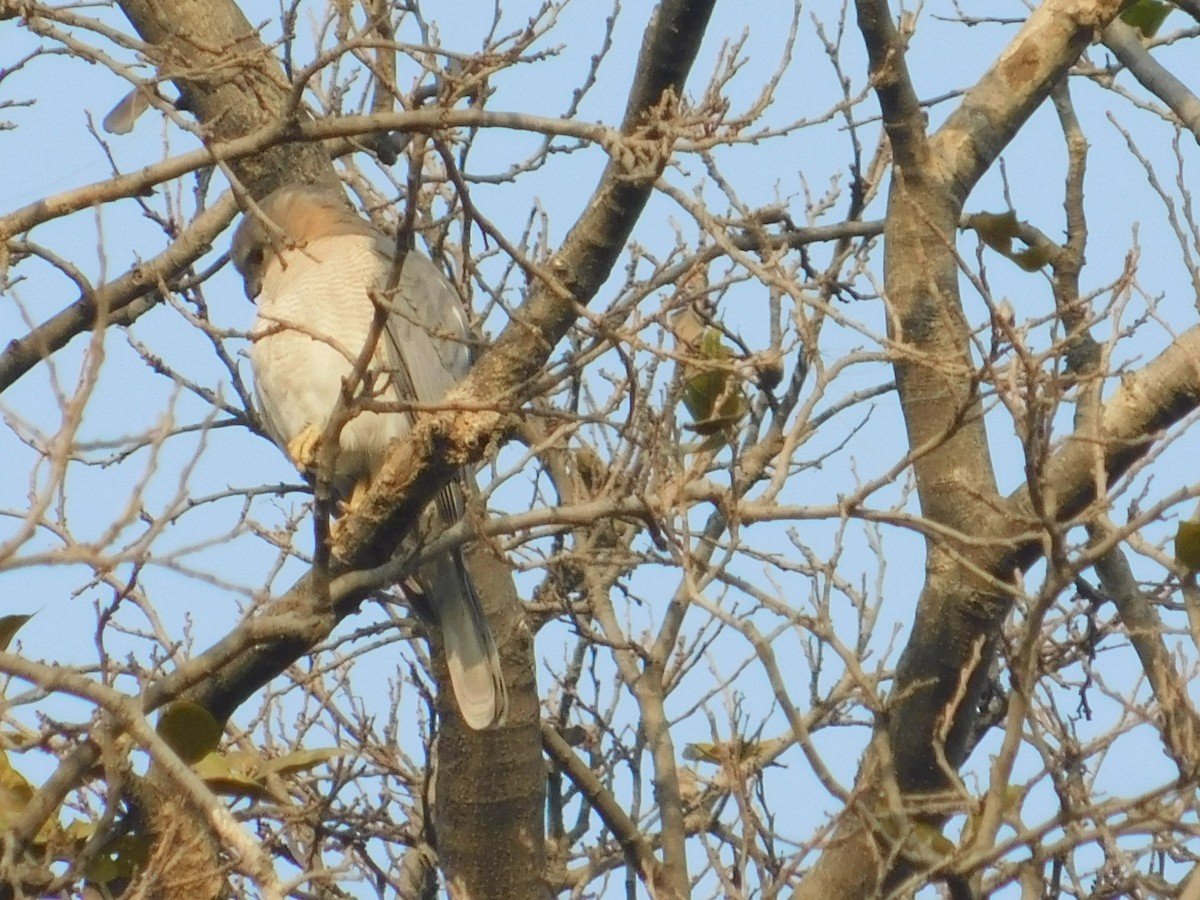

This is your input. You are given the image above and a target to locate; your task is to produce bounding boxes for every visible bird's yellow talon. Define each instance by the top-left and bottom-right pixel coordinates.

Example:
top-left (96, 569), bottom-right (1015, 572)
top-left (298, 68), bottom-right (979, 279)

top-left (285, 425), bottom-right (322, 474)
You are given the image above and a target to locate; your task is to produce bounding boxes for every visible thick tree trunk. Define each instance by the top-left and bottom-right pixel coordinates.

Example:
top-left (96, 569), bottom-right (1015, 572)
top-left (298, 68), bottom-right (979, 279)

top-left (436, 550), bottom-right (547, 899)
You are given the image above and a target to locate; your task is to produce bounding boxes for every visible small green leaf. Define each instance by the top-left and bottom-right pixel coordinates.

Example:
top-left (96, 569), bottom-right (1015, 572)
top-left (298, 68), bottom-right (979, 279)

top-left (0, 615), bottom-right (32, 652)
top-left (1011, 246), bottom-right (1051, 272)
top-left (84, 834), bottom-right (148, 885)
top-left (682, 742), bottom-right (719, 763)
top-left (682, 740), bottom-right (758, 765)
top-left (192, 754), bottom-right (278, 802)
top-left (875, 810), bottom-right (956, 866)
top-left (906, 822), bottom-right (957, 863)
top-left (264, 747), bottom-right (345, 777)
top-left (1176, 521), bottom-right (1200, 572)
top-left (967, 211), bottom-right (1051, 273)
top-left (1120, 0), bottom-right (1172, 38)
top-left (63, 818), bottom-right (97, 842)
top-left (969, 210), bottom-right (1020, 253)
top-left (0, 752), bottom-right (34, 831)
top-left (156, 701), bottom-right (222, 764)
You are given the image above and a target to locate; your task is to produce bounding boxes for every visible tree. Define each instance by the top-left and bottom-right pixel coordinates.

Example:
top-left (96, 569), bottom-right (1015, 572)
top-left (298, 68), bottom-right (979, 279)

top-left (2, 0), bottom-right (1200, 896)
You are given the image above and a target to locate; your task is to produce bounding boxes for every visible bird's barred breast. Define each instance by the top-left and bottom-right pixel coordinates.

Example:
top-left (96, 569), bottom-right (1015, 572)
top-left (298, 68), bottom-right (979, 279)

top-left (250, 235), bottom-right (407, 479)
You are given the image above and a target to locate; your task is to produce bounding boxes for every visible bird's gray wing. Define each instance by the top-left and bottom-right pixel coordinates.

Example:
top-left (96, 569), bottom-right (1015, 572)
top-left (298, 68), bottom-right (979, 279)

top-left (376, 246), bottom-right (507, 729)
top-left (377, 249), bottom-right (474, 523)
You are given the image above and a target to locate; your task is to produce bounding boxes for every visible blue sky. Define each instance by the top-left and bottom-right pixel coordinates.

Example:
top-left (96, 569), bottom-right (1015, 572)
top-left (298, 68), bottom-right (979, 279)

top-left (3, 1), bottom-right (1200, 896)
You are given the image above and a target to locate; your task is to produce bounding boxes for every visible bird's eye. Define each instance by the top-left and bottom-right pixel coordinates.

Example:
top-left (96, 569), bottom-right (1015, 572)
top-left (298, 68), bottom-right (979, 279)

top-left (246, 248), bottom-right (263, 269)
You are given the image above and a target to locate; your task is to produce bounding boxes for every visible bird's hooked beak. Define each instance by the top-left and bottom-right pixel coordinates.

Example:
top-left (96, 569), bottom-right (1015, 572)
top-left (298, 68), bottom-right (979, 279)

top-left (243, 274), bottom-right (262, 303)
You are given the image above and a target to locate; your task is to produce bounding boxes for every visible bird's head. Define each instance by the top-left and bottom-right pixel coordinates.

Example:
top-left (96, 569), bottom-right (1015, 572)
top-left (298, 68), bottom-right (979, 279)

top-left (230, 183), bottom-right (378, 301)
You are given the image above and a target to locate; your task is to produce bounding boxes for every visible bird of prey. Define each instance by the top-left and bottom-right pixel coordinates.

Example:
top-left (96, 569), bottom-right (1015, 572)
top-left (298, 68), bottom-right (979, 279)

top-left (230, 183), bottom-right (507, 730)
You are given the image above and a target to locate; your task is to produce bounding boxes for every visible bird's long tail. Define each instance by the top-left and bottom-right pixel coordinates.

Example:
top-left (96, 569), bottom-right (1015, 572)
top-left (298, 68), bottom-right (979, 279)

top-left (423, 550), bottom-right (508, 729)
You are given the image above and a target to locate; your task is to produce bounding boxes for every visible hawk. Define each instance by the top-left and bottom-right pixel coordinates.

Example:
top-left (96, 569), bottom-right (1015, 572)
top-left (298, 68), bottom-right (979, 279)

top-left (230, 183), bottom-right (507, 730)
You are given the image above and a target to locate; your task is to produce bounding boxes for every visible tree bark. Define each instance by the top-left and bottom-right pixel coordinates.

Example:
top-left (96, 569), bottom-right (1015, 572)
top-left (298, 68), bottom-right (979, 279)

top-left (435, 548), bottom-right (547, 900)
top-left (794, 1), bottom-right (1143, 896)
top-left (117, 0), bottom-right (330, 194)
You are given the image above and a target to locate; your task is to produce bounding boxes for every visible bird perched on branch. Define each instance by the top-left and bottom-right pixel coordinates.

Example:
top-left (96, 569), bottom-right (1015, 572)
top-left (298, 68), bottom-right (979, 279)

top-left (230, 183), bottom-right (507, 730)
